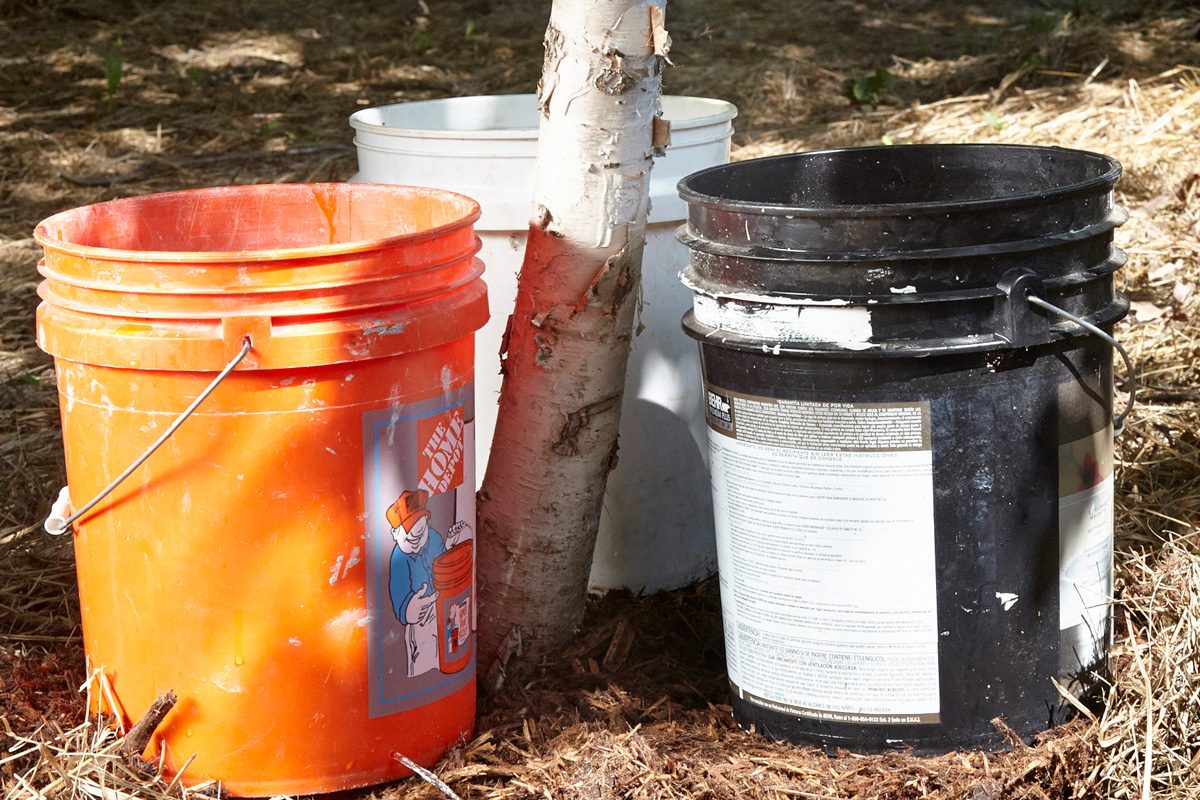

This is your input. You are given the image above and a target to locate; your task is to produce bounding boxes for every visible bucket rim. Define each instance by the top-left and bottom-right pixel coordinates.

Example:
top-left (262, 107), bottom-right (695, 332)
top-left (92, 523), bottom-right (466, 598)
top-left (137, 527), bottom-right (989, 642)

top-left (349, 94), bottom-right (537, 139)
top-left (348, 94), bottom-right (738, 139)
top-left (674, 208), bottom-right (1128, 263)
top-left (32, 182), bottom-right (482, 264)
top-left (677, 143), bottom-right (1122, 218)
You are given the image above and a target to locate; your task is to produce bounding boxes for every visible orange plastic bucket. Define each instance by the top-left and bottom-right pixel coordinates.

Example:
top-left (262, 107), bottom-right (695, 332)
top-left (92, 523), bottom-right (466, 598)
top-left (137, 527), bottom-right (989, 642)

top-left (33, 183), bottom-right (487, 796)
top-left (432, 541), bottom-right (473, 674)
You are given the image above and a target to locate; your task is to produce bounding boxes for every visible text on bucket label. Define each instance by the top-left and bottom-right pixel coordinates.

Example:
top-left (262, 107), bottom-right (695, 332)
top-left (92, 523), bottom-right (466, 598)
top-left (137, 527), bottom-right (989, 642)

top-left (706, 387), bottom-right (940, 724)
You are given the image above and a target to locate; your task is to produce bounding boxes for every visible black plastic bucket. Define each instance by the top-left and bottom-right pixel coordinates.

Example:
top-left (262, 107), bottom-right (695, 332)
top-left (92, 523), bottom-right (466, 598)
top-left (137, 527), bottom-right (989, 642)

top-left (676, 144), bottom-right (1130, 754)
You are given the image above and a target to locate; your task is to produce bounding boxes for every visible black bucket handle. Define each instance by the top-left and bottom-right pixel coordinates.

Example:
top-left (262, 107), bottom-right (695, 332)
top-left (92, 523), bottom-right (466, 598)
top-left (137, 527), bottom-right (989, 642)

top-left (1028, 295), bottom-right (1137, 437)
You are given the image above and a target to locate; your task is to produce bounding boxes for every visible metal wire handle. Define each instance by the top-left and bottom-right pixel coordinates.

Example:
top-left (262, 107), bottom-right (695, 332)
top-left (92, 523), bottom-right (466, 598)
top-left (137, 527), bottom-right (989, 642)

top-left (44, 337), bottom-right (253, 536)
top-left (1027, 295), bottom-right (1136, 437)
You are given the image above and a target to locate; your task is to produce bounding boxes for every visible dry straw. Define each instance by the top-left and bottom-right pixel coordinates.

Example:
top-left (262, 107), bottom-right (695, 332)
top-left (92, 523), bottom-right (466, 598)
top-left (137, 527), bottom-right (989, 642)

top-left (2, 716), bottom-right (217, 800)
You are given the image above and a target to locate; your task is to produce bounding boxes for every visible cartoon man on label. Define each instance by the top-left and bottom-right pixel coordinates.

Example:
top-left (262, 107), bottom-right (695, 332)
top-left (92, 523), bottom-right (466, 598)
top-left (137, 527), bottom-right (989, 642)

top-left (387, 489), bottom-right (469, 678)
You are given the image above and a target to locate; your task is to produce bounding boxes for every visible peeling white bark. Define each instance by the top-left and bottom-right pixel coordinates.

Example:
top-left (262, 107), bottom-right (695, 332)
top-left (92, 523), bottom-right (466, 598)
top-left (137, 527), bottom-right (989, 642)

top-left (477, 0), bottom-right (666, 687)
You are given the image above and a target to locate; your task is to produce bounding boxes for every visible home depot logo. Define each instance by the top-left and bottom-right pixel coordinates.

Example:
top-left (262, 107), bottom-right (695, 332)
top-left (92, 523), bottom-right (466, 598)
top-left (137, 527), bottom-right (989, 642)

top-left (417, 407), bottom-right (465, 496)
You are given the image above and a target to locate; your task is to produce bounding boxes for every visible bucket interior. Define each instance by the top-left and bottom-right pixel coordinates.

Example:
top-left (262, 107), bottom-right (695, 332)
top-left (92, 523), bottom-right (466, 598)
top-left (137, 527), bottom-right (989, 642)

top-left (681, 145), bottom-right (1121, 211)
top-left (35, 183), bottom-right (479, 256)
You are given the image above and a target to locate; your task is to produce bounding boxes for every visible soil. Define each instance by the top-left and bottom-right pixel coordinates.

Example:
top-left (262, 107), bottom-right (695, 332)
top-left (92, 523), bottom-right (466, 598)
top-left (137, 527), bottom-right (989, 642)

top-left (2, 1), bottom-right (1199, 798)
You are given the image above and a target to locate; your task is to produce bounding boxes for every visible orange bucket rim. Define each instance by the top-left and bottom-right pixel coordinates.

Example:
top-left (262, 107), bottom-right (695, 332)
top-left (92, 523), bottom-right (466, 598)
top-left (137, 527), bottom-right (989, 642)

top-left (433, 542), bottom-right (473, 574)
top-left (436, 540), bottom-right (474, 558)
top-left (32, 182), bottom-right (482, 265)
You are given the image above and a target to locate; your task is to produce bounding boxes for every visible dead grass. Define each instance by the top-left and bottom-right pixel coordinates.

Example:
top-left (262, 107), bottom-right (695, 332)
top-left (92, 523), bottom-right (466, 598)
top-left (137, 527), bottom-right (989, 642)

top-left (2, 0), bottom-right (1199, 798)
top-left (2, 714), bottom-right (220, 800)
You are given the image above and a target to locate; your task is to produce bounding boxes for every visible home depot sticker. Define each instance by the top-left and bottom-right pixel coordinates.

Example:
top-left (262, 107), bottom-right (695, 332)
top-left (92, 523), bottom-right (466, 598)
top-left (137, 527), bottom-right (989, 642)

top-left (418, 407), bottom-right (465, 495)
top-left (361, 388), bottom-right (476, 718)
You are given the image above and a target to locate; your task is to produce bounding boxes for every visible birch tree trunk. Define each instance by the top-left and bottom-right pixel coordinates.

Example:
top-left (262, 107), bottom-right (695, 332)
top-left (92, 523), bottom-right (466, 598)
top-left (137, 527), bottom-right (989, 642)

top-left (476, 0), bottom-right (669, 689)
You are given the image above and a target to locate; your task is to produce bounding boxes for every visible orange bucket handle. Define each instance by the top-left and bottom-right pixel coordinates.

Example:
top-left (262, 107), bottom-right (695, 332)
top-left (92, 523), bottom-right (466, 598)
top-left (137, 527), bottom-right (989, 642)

top-left (44, 336), bottom-right (254, 536)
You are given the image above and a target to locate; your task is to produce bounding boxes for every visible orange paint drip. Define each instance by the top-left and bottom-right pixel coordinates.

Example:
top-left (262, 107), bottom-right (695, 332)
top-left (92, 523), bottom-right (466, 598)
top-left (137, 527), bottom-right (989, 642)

top-left (312, 185), bottom-right (338, 245)
top-left (233, 611), bottom-right (244, 666)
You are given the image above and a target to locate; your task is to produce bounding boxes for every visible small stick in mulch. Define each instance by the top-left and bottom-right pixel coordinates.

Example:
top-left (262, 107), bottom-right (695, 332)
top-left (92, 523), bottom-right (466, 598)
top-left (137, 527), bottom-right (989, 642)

top-left (395, 753), bottom-right (462, 800)
top-left (990, 715), bottom-right (1031, 749)
top-left (119, 690), bottom-right (178, 762)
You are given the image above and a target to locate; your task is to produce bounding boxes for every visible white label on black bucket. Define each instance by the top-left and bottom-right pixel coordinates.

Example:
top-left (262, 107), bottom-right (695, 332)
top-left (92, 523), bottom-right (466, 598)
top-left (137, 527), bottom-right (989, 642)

top-left (1058, 425), bottom-right (1114, 674)
top-left (706, 387), bottom-right (940, 725)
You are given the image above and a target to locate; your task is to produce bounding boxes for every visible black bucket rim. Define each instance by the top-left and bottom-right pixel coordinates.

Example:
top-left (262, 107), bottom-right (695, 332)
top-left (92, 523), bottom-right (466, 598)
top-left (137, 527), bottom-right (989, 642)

top-left (677, 143), bottom-right (1123, 219)
top-left (674, 210), bottom-right (1127, 263)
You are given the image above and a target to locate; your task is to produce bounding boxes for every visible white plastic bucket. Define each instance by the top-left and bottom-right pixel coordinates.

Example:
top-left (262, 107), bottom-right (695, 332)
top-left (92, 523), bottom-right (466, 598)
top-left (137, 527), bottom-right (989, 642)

top-left (349, 94), bottom-right (737, 593)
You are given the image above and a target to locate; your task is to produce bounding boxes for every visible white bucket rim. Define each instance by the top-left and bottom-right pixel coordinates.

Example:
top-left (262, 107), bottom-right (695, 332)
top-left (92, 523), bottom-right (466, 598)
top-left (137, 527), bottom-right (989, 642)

top-left (348, 94), bottom-right (737, 140)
